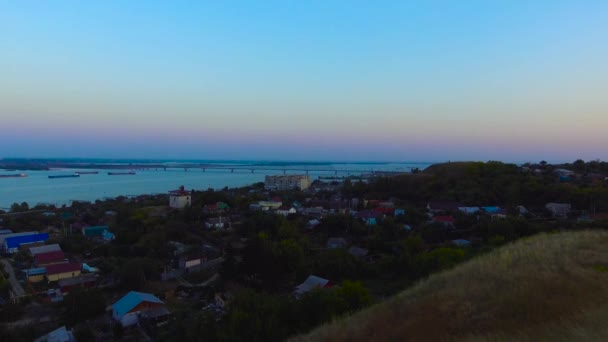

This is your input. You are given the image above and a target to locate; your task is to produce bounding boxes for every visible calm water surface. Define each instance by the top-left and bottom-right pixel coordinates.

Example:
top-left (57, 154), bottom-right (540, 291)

top-left (0, 162), bottom-right (430, 208)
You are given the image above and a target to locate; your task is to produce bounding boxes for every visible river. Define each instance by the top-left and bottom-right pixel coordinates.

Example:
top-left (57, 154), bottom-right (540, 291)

top-left (0, 162), bottom-right (431, 209)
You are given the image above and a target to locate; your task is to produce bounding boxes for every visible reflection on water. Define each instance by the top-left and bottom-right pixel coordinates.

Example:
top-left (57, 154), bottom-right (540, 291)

top-left (0, 162), bottom-right (430, 208)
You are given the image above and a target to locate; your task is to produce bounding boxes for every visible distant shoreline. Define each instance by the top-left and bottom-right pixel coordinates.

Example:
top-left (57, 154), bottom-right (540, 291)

top-left (0, 158), bottom-right (433, 171)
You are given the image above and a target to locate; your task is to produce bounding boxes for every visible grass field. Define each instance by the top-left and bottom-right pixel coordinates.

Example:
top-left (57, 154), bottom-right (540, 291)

top-left (291, 230), bottom-right (608, 341)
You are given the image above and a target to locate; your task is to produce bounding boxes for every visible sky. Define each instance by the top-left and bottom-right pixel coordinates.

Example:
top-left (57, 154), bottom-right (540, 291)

top-left (1, 1), bottom-right (607, 162)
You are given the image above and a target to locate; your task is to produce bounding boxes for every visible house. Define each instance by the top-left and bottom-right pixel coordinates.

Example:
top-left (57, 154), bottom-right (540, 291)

top-left (82, 225), bottom-right (110, 238)
top-left (546, 203), bottom-right (571, 218)
top-left (517, 205), bottom-right (528, 216)
top-left (458, 207), bottom-right (480, 214)
top-left (327, 237), bottom-right (348, 249)
top-left (307, 219), bottom-right (321, 229)
top-left (25, 267), bottom-right (47, 283)
top-left (112, 291), bottom-right (170, 327)
top-left (490, 208), bottom-right (508, 220)
top-left (481, 206), bottom-right (502, 214)
top-left (249, 203), bottom-right (262, 211)
top-left (34, 250), bottom-right (66, 266)
top-left (433, 216), bottom-right (456, 227)
top-left (169, 186), bottom-right (191, 209)
top-left (34, 326), bottom-right (75, 342)
top-left (302, 207), bottom-right (325, 219)
top-left (276, 206), bottom-right (297, 216)
top-left (373, 207), bottom-right (395, 215)
top-left (258, 198), bottom-right (283, 211)
top-left (46, 263), bottom-right (81, 282)
top-left (203, 202), bottom-right (230, 214)
top-left (294, 275), bottom-right (332, 298)
top-left (379, 201), bottom-right (395, 208)
top-left (205, 217), bottom-right (231, 230)
top-left (2, 232), bottom-right (49, 254)
top-left (452, 239), bottom-right (472, 247)
top-left (348, 246), bottom-right (369, 259)
top-left (58, 274), bottom-right (97, 294)
top-left (102, 231), bottom-right (115, 241)
top-left (553, 169), bottom-right (575, 177)
top-left (356, 210), bottom-right (381, 225)
top-left (29, 244), bottom-right (62, 256)
top-left (427, 200), bottom-right (464, 213)
top-left (179, 254), bottom-right (207, 273)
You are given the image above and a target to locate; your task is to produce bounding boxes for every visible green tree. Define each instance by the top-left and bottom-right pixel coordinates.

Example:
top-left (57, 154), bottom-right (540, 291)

top-left (62, 288), bottom-right (106, 324)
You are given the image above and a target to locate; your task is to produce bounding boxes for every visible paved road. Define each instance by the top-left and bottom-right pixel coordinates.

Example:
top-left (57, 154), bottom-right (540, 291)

top-left (1, 259), bottom-right (25, 296)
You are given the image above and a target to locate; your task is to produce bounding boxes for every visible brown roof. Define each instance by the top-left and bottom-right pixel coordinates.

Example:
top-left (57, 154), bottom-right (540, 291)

top-left (46, 262), bottom-right (81, 275)
top-left (35, 251), bottom-right (65, 264)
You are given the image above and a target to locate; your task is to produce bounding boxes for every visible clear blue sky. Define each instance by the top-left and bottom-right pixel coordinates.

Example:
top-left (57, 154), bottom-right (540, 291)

top-left (1, 1), bottom-right (607, 162)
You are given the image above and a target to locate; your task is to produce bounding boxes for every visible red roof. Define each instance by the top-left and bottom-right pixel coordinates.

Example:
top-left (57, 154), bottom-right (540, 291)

top-left (35, 251), bottom-right (65, 265)
top-left (434, 216), bottom-right (455, 223)
top-left (373, 207), bottom-right (394, 215)
top-left (46, 262), bottom-right (81, 275)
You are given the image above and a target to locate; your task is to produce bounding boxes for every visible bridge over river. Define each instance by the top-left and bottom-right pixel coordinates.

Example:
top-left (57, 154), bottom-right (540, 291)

top-left (46, 162), bottom-right (418, 175)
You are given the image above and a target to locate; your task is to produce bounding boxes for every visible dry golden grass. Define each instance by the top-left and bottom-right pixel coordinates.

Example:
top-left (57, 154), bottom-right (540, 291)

top-left (291, 231), bottom-right (608, 342)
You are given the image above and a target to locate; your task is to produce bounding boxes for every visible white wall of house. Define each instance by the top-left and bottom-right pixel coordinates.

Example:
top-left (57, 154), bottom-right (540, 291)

top-left (169, 195), bottom-right (191, 209)
top-left (185, 259), bottom-right (201, 268)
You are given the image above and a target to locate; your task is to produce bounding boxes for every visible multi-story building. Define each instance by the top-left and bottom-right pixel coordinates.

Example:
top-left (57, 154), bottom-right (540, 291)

top-left (169, 186), bottom-right (191, 209)
top-left (265, 175), bottom-right (311, 191)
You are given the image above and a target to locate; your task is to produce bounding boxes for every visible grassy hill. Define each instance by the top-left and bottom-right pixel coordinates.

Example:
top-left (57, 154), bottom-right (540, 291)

top-left (292, 230), bottom-right (608, 341)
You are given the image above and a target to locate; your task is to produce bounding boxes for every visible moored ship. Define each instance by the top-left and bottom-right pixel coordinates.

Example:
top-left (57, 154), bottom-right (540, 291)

top-left (0, 173), bottom-right (28, 178)
top-left (48, 174), bottom-right (80, 179)
top-left (107, 171), bottom-right (136, 175)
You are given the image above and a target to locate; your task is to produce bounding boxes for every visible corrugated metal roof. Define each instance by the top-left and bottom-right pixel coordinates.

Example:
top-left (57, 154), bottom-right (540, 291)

top-left (35, 251), bottom-right (66, 264)
top-left (83, 226), bottom-right (109, 236)
top-left (112, 291), bottom-right (165, 319)
top-left (5, 233), bottom-right (49, 248)
top-left (0, 231), bottom-right (37, 245)
top-left (46, 262), bottom-right (81, 275)
top-left (30, 244), bottom-right (62, 256)
top-left (25, 267), bottom-right (47, 276)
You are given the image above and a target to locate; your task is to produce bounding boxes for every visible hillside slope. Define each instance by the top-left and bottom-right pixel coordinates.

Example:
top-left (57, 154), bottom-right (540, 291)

top-left (292, 231), bottom-right (608, 341)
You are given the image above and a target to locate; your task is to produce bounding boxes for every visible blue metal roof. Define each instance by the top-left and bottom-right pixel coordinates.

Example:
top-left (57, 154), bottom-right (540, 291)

top-left (5, 233), bottom-right (49, 248)
top-left (25, 267), bottom-right (47, 276)
top-left (112, 291), bottom-right (164, 318)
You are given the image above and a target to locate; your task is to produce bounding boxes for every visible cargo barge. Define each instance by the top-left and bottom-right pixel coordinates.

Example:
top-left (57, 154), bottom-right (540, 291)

top-left (48, 174), bottom-right (80, 179)
top-left (107, 171), bottom-right (136, 176)
top-left (0, 173), bottom-right (28, 178)
top-left (75, 171), bottom-right (99, 175)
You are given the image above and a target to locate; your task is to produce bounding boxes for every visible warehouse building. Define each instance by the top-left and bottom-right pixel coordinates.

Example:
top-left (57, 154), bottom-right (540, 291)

top-left (2, 232), bottom-right (49, 254)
